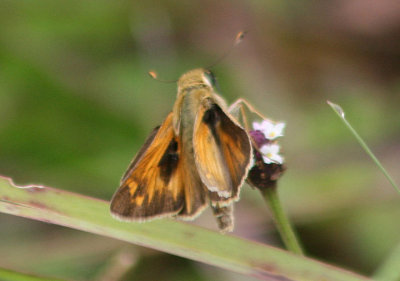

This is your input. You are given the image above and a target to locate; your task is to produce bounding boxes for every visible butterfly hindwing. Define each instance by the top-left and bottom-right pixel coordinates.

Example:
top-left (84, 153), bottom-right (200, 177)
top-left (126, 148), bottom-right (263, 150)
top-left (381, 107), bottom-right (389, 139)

top-left (110, 113), bottom-right (185, 221)
top-left (193, 100), bottom-right (252, 204)
top-left (175, 133), bottom-right (208, 220)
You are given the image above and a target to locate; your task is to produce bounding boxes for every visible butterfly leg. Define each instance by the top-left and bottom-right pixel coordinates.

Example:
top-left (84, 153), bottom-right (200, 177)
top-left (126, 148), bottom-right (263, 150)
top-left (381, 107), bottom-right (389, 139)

top-left (228, 98), bottom-right (268, 122)
top-left (228, 98), bottom-right (267, 152)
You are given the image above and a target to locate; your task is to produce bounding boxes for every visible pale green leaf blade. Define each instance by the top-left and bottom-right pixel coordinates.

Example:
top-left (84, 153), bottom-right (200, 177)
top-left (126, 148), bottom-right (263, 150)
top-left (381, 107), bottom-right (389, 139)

top-left (0, 176), bottom-right (371, 281)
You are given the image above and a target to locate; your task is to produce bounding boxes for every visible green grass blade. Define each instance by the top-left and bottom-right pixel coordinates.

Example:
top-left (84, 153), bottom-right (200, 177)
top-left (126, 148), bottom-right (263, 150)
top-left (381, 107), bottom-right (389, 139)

top-left (327, 101), bottom-right (400, 195)
top-left (0, 267), bottom-right (68, 281)
top-left (0, 176), bottom-right (372, 281)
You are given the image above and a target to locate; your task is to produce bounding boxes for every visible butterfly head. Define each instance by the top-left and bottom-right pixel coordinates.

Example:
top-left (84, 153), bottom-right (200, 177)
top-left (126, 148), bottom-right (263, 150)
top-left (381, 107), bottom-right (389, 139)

top-left (177, 68), bottom-right (217, 92)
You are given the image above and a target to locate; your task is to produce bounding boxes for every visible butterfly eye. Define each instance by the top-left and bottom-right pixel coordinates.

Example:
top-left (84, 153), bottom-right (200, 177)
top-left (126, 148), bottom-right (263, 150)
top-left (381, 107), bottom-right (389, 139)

top-left (203, 70), bottom-right (217, 87)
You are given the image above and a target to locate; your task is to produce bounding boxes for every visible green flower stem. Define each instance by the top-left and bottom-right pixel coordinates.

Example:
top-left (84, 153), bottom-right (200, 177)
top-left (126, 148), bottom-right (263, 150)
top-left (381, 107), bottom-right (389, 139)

top-left (260, 186), bottom-right (304, 255)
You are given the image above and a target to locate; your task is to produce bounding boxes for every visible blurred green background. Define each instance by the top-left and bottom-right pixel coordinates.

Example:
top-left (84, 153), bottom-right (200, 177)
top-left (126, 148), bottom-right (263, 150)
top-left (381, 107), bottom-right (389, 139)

top-left (1, 0), bottom-right (400, 280)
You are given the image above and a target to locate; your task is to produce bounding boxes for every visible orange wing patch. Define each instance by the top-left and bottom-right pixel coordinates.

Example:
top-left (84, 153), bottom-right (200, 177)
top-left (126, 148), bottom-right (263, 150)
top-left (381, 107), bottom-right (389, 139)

top-left (193, 102), bottom-right (252, 204)
top-left (110, 113), bottom-right (185, 221)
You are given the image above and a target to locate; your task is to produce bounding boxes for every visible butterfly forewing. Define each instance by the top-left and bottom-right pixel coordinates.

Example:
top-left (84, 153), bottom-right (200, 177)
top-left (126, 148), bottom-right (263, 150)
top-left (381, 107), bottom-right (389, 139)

top-left (110, 113), bottom-right (185, 221)
top-left (193, 101), bottom-right (252, 204)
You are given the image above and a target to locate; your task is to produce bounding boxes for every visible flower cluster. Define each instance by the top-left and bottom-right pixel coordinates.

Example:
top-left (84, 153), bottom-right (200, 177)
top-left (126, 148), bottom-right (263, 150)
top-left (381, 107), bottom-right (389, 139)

top-left (247, 119), bottom-right (286, 190)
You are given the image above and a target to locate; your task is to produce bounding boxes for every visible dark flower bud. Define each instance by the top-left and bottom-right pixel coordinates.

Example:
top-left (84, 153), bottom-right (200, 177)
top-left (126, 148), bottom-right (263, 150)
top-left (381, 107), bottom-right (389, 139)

top-left (247, 130), bottom-right (286, 190)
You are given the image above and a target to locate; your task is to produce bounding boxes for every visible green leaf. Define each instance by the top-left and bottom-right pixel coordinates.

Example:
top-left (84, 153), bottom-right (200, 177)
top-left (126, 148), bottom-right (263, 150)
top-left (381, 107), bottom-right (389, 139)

top-left (0, 176), bottom-right (371, 281)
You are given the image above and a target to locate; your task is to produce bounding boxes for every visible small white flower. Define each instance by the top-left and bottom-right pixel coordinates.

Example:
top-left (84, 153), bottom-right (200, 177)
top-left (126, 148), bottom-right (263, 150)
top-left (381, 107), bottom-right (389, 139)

top-left (260, 143), bottom-right (284, 164)
top-left (252, 120), bottom-right (285, 140)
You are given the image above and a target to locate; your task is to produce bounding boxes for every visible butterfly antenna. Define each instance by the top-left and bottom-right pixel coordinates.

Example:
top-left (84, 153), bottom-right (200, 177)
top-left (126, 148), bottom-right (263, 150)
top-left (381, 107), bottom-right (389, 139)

top-left (206, 31), bottom-right (246, 70)
top-left (148, 71), bottom-right (177, 83)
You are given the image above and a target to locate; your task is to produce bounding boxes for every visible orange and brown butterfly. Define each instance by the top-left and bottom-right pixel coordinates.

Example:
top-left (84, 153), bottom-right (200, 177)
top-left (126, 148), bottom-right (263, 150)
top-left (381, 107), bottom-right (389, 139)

top-left (110, 35), bottom-right (252, 232)
top-left (110, 68), bottom-right (252, 232)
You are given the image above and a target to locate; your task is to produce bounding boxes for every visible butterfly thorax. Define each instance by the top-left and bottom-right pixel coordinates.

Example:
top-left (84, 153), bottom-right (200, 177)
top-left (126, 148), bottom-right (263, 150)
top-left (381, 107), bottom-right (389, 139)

top-left (173, 68), bottom-right (227, 135)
